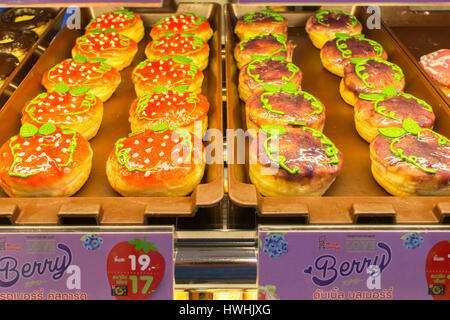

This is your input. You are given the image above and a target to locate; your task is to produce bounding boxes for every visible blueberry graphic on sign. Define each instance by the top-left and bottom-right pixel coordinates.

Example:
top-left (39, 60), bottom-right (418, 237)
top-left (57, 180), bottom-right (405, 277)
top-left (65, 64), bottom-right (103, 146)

top-left (262, 233), bottom-right (288, 258)
top-left (401, 232), bottom-right (424, 250)
top-left (81, 234), bottom-right (103, 250)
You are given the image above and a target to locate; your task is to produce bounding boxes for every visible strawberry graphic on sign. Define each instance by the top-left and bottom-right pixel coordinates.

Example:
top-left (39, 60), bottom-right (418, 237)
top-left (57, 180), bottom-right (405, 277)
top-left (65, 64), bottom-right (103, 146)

top-left (425, 240), bottom-right (450, 300)
top-left (107, 238), bottom-right (165, 300)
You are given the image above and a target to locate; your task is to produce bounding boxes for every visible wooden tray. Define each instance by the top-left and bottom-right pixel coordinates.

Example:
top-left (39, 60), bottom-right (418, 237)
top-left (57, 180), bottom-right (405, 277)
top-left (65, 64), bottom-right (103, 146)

top-left (225, 4), bottom-right (450, 224)
top-left (380, 6), bottom-right (450, 102)
top-left (0, 3), bottom-right (224, 225)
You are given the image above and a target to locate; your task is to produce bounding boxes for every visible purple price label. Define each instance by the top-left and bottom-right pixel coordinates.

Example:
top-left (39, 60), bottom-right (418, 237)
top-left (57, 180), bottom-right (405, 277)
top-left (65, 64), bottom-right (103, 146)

top-left (0, 231), bottom-right (173, 300)
top-left (258, 229), bottom-right (450, 300)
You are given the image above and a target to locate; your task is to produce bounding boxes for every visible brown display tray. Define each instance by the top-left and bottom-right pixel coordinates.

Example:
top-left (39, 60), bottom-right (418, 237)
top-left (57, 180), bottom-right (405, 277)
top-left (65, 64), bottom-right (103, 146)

top-left (380, 6), bottom-right (450, 102)
top-left (0, 8), bottom-right (66, 108)
top-left (225, 4), bottom-right (450, 224)
top-left (0, 3), bottom-right (224, 225)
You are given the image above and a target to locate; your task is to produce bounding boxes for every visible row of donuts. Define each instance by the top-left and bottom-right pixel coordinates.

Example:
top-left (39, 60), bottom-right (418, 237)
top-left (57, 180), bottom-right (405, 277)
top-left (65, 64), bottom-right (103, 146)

top-left (0, 8), bottom-right (55, 87)
top-left (113, 11), bottom-right (215, 197)
top-left (233, 9), bottom-right (344, 197)
top-left (307, 9), bottom-right (449, 196)
top-left (0, 10), bottom-right (213, 198)
top-left (0, 9), bottom-right (135, 198)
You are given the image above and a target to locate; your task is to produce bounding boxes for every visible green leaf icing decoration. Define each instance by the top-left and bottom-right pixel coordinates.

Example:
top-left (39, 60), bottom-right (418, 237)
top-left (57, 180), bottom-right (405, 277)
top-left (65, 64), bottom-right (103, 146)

top-left (150, 121), bottom-right (169, 132)
top-left (38, 122), bottom-right (56, 136)
top-left (20, 123), bottom-right (38, 138)
top-left (358, 86), bottom-right (433, 122)
top-left (402, 117), bottom-right (421, 135)
top-left (378, 127), bottom-right (406, 139)
top-left (55, 82), bottom-right (70, 93)
top-left (73, 54), bottom-right (87, 63)
top-left (377, 118), bottom-right (449, 174)
top-left (153, 85), bottom-right (168, 94)
top-left (69, 86), bottom-right (91, 96)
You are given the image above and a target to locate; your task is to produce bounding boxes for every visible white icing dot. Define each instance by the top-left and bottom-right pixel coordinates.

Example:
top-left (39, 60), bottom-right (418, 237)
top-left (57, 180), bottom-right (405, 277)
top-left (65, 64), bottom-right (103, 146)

top-left (159, 152), bottom-right (164, 156)
top-left (132, 153), bottom-right (139, 158)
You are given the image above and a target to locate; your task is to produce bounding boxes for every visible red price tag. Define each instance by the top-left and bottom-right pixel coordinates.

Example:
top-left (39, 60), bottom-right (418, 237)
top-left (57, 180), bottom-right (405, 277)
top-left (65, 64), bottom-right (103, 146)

top-left (106, 238), bottom-right (166, 300)
top-left (426, 240), bottom-right (450, 300)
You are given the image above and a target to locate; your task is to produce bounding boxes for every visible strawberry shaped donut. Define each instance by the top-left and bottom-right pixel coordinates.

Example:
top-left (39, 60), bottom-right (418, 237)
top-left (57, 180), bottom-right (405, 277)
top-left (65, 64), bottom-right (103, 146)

top-left (145, 32), bottom-right (210, 71)
top-left (0, 122), bottom-right (93, 197)
top-left (21, 83), bottom-right (104, 141)
top-left (150, 13), bottom-right (213, 42)
top-left (42, 54), bottom-right (121, 102)
top-left (131, 56), bottom-right (204, 97)
top-left (129, 86), bottom-right (209, 137)
top-left (420, 49), bottom-right (450, 99)
top-left (72, 29), bottom-right (138, 71)
top-left (106, 123), bottom-right (205, 197)
top-left (85, 9), bottom-right (145, 43)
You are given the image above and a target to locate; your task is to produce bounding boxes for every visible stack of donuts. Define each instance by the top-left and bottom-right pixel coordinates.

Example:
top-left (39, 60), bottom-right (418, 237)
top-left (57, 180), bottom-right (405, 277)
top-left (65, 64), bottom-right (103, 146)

top-left (306, 9), bottom-right (449, 196)
top-left (234, 9), bottom-right (343, 197)
top-left (0, 8), bottom-right (55, 88)
top-left (107, 12), bottom-right (213, 197)
top-left (0, 9), bottom-right (215, 198)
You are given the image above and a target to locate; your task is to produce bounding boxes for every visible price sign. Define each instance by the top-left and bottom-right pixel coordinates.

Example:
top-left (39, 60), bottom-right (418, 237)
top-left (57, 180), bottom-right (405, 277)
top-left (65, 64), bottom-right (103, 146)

top-left (106, 238), bottom-right (166, 300)
top-left (0, 227), bottom-right (173, 300)
top-left (258, 227), bottom-right (450, 300)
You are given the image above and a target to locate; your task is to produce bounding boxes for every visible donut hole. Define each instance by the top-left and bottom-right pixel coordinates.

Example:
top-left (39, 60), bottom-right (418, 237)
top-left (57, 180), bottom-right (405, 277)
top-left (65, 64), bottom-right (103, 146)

top-left (14, 15), bottom-right (35, 23)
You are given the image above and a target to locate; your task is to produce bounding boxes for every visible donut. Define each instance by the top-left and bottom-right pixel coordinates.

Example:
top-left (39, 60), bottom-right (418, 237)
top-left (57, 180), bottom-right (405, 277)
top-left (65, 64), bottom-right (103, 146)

top-left (419, 49), bottom-right (450, 99)
top-left (320, 33), bottom-right (387, 77)
top-left (0, 28), bottom-right (38, 62)
top-left (21, 83), bottom-right (104, 141)
top-left (0, 8), bottom-right (54, 37)
top-left (249, 125), bottom-right (342, 197)
top-left (131, 56), bottom-right (203, 97)
top-left (106, 123), bottom-right (205, 197)
top-left (234, 33), bottom-right (295, 69)
top-left (42, 54), bottom-right (121, 102)
top-left (239, 56), bottom-right (302, 102)
top-left (305, 10), bottom-right (362, 49)
top-left (145, 32), bottom-right (210, 70)
top-left (234, 9), bottom-right (288, 41)
top-left (340, 57), bottom-right (405, 107)
top-left (85, 9), bottom-right (145, 43)
top-left (129, 86), bottom-right (209, 137)
top-left (0, 52), bottom-right (19, 88)
top-left (0, 122), bottom-right (93, 197)
top-left (72, 29), bottom-right (138, 71)
top-left (355, 86), bottom-right (435, 143)
top-left (370, 118), bottom-right (450, 196)
top-left (150, 13), bottom-right (213, 42)
top-left (246, 83), bottom-right (326, 136)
